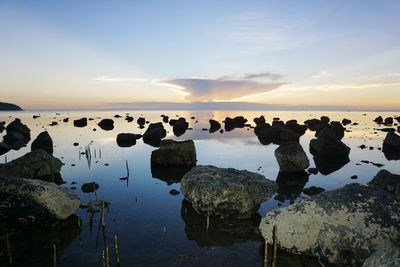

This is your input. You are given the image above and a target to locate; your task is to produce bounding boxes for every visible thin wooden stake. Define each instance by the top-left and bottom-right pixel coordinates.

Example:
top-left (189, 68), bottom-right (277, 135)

top-left (206, 215), bottom-right (210, 232)
top-left (272, 225), bottom-right (278, 267)
top-left (264, 240), bottom-right (268, 267)
top-left (114, 235), bottom-right (120, 266)
top-left (125, 160), bottom-right (130, 177)
top-left (101, 201), bottom-right (106, 227)
top-left (53, 243), bottom-right (57, 267)
top-left (6, 233), bottom-right (12, 265)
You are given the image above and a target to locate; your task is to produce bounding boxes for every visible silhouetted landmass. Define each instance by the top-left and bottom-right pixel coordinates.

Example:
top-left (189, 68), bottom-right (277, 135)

top-left (0, 102), bottom-right (22, 111)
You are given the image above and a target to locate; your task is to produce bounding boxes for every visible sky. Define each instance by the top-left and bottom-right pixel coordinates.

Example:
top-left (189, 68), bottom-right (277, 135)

top-left (0, 0), bottom-right (399, 110)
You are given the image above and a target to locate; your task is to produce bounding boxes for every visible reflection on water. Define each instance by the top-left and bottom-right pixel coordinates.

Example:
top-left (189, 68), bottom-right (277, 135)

top-left (0, 110), bottom-right (399, 266)
top-left (0, 215), bottom-right (81, 267)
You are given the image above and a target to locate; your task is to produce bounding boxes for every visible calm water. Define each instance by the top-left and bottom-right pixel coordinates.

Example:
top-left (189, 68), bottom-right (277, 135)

top-left (0, 110), bottom-right (399, 267)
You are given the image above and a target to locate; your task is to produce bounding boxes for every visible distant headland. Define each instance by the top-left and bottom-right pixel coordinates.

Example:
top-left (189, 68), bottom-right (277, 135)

top-left (0, 102), bottom-right (22, 111)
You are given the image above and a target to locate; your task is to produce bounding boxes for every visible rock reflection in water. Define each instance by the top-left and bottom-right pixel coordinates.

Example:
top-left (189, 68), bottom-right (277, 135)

top-left (180, 200), bottom-right (262, 247)
top-left (151, 164), bottom-right (194, 185)
top-left (0, 214), bottom-right (81, 267)
top-left (313, 155), bottom-right (350, 175)
top-left (275, 171), bottom-right (309, 203)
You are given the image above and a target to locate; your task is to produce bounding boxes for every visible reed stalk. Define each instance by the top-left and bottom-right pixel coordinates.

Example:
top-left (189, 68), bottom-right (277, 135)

top-left (272, 225), bottom-right (278, 267)
top-left (114, 235), bottom-right (120, 266)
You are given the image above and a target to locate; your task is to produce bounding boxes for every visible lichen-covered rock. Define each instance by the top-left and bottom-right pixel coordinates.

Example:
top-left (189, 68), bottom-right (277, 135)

top-left (0, 175), bottom-right (80, 233)
top-left (151, 139), bottom-right (196, 166)
top-left (275, 142), bottom-right (310, 173)
top-left (0, 149), bottom-right (62, 181)
top-left (362, 248), bottom-right (400, 267)
top-left (31, 131), bottom-right (53, 155)
top-left (368, 169), bottom-right (400, 200)
top-left (181, 165), bottom-right (277, 219)
top-left (259, 184), bottom-right (400, 267)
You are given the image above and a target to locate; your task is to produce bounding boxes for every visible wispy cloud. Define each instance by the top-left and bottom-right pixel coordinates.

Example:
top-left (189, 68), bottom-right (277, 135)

top-left (217, 71), bottom-right (284, 81)
top-left (312, 70), bottom-right (330, 78)
top-left (93, 75), bottom-right (149, 83)
top-left (162, 78), bottom-right (286, 101)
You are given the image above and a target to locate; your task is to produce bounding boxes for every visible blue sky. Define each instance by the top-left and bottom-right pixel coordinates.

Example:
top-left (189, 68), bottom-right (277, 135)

top-left (1, 0), bottom-right (399, 109)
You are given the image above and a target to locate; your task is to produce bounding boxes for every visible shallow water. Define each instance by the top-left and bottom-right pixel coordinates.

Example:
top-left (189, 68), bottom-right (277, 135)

top-left (0, 110), bottom-right (399, 267)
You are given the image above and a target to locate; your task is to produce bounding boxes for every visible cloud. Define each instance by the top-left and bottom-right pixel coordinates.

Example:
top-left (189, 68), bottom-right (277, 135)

top-left (312, 70), bottom-right (330, 78)
top-left (162, 78), bottom-right (286, 101)
top-left (93, 75), bottom-right (149, 83)
top-left (217, 71), bottom-right (284, 81)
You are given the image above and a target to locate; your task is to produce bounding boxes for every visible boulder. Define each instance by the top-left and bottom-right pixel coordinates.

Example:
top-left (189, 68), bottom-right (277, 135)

top-left (209, 119), bottom-right (221, 133)
top-left (342, 118), bottom-right (352, 125)
top-left (259, 184), bottom-right (400, 267)
top-left (137, 117), bottom-right (146, 127)
top-left (81, 182), bottom-right (100, 193)
top-left (143, 122), bottom-right (166, 147)
top-left (31, 131), bottom-right (53, 155)
top-left (382, 132), bottom-right (400, 160)
top-left (312, 154), bottom-right (350, 175)
top-left (125, 116), bottom-right (134, 122)
top-left (362, 248), bottom-right (400, 267)
top-left (253, 115), bottom-right (266, 126)
top-left (5, 118), bottom-right (30, 138)
top-left (116, 133), bottom-right (141, 147)
top-left (0, 149), bottom-right (63, 183)
top-left (384, 117), bottom-right (394, 125)
top-left (181, 165), bottom-right (277, 219)
top-left (224, 116), bottom-right (247, 131)
top-left (73, 118), bottom-right (87, 127)
top-left (172, 117), bottom-right (189, 137)
top-left (285, 120), bottom-right (307, 136)
top-left (0, 142), bottom-right (11, 155)
top-left (304, 118), bottom-right (322, 131)
top-left (275, 142), bottom-right (310, 173)
top-left (368, 170), bottom-right (400, 200)
top-left (151, 139), bottom-right (196, 166)
top-left (0, 121), bottom-right (5, 133)
top-left (0, 175), bottom-right (80, 232)
top-left (310, 128), bottom-right (350, 158)
top-left (98, 119), bottom-right (114, 131)
top-left (374, 116), bottom-right (383, 124)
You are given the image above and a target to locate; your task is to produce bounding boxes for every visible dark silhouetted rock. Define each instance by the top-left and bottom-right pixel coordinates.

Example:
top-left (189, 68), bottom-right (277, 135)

top-left (312, 154), bottom-right (350, 175)
top-left (31, 131), bottom-right (53, 155)
top-left (320, 116), bottom-right (330, 124)
top-left (137, 117), bottom-right (146, 126)
top-left (162, 115), bottom-right (169, 123)
top-left (374, 116), bottom-right (383, 124)
top-left (151, 139), bottom-right (196, 166)
top-left (181, 165), bottom-right (277, 219)
top-left (342, 118), bottom-right (352, 125)
top-left (63, 118), bottom-right (69, 123)
top-left (368, 169), bottom-right (400, 200)
top-left (384, 117), bottom-right (394, 125)
top-left (304, 118), bottom-right (322, 131)
top-left (0, 121), bottom-right (5, 133)
top-left (383, 131), bottom-right (400, 160)
top-left (73, 118), bottom-right (87, 127)
top-left (224, 116), bottom-right (247, 131)
top-left (310, 128), bottom-right (350, 158)
top-left (0, 142), bottom-right (11, 155)
top-left (260, 184), bottom-right (400, 267)
top-left (81, 182), bottom-right (100, 193)
top-left (125, 116), bottom-right (134, 122)
top-left (169, 189), bottom-right (180, 196)
top-left (275, 142), bottom-right (310, 173)
top-left (143, 122), bottom-right (166, 147)
top-left (253, 115), bottom-right (266, 126)
top-left (209, 119), bottom-right (221, 133)
top-left (285, 120), bottom-right (307, 136)
top-left (3, 119), bottom-right (31, 149)
top-left (98, 119), bottom-right (114, 131)
top-left (172, 117), bottom-right (189, 137)
top-left (116, 133), bottom-right (141, 147)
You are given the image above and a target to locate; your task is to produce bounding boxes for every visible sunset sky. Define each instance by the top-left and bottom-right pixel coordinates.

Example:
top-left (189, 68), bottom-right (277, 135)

top-left (1, 0), bottom-right (399, 110)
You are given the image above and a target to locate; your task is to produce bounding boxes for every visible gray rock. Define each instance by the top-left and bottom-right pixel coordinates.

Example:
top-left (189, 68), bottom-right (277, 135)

top-left (259, 184), bottom-right (400, 266)
top-left (362, 248), bottom-right (400, 267)
top-left (275, 142), bottom-right (310, 173)
top-left (31, 131), bottom-right (53, 155)
top-left (0, 175), bottom-right (80, 232)
top-left (310, 128), bottom-right (350, 157)
top-left (0, 149), bottom-right (63, 181)
top-left (368, 169), bottom-right (400, 200)
top-left (151, 139), bottom-right (196, 166)
top-left (181, 165), bottom-right (277, 219)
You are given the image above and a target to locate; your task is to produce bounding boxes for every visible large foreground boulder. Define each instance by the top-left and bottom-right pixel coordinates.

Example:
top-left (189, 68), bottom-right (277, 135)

top-left (151, 139), bottom-right (196, 166)
top-left (259, 184), bottom-right (400, 267)
top-left (0, 149), bottom-right (63, 183)
top-left (0, 175), bottom-right (80, 233)
top-left (31, 131), bottom-right (53, 155)
top-left (181, 165), bottom-right (277, 219)
top-left (275, 142), bottom-right (310, 173)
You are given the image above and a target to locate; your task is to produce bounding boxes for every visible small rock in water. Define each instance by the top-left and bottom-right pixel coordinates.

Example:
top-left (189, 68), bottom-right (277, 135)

top-left (169, 189), bottom-right (180, 196)
top-left (81, 182), bottom-right (100, 193)
top-left (303, 186), bottom-right (325, 196)
top-left (351, 175), bottom-right (358, 179)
